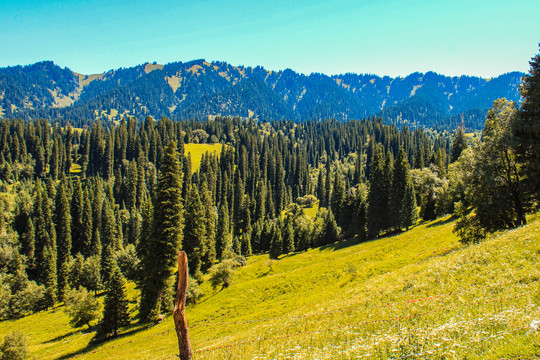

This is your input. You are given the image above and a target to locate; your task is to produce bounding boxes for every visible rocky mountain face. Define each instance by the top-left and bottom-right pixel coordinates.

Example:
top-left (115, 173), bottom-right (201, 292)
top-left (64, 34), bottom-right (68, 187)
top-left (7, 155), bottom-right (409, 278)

top-left (0, 59), bottom-right (524, 130)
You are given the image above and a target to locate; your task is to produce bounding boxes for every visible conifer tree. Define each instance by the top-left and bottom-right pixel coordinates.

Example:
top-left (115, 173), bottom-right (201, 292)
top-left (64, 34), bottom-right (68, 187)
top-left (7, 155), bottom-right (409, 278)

top-left (402, 178), bottom-right (418, 231)
top-left (367, 145), bottom-right (386, 238)
top-left (55, 177), bottom-right (72, 300)
top-left (451, 125), bottom-right (467, 163)
top-left (139, 140), bottom-right (183, 322)
top-left (215, 200), bottom-right (232, 260)
top-left (200, 182), bottom-right (217, 272)
top-left (42, 244), bottom-right (57, 308)
top-left (101, 198), bottom-right (119, 251)
top-left (330, 171), bottom-right (345, 225)
top-left (81, 188), bottom-right (93, 257)
top-left (282, 217), bottom-right (295, 254)
top-left (269, 222), bottom-right (282, 259)
top-left (390, 147), bottom-right (408, 231)
top-left (98, 265), bottom-right (130, 338)
top-left (183, 186), bottom-right (205, 277)
top-left (321, 209), bottom-right (340, 245)
top-left (71, 177), bottom-right (84, 255)
top-left (514, 46), bottom-right (540, 201)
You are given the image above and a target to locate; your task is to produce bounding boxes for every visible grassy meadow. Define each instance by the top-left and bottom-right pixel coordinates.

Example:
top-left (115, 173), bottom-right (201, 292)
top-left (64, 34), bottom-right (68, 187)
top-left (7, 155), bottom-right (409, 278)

top-left (183, 143), bottom-right (228, 173)
top-left (1, 214), bottom-right (539, 359)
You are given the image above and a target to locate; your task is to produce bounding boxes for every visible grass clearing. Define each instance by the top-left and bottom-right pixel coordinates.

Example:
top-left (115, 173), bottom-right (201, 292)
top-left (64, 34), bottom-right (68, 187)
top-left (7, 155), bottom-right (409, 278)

top-left (1, 215), bottom-right (539, 359)
top-left (183, 143), bottom-right (229, 173)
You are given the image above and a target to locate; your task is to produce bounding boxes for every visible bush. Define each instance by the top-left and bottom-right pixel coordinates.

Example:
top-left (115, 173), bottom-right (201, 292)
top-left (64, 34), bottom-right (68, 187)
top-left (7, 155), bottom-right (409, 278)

top-left (115, 245), bottom-right (140, 281)
top-left (208, 259), bottom-right (242, 290)
top-left (186, 275), bottom-right (203, 305)
top-left (296, 195), bottom-right (317, 207)
top-left (0, 331), bottom-right (29, 360)
top-left (64, 287), bottom-right (100, 329)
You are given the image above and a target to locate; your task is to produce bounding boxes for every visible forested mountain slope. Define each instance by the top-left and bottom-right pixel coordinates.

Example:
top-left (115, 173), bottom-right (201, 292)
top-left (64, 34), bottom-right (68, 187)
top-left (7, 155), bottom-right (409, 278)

top-left (0, 60), bottom-right (523, 130)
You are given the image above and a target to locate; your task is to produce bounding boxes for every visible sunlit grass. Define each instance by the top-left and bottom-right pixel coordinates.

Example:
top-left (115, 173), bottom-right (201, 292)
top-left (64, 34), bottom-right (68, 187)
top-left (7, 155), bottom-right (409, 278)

top-left (1, 214), bottom-right (538, 359)
top-left (183, 143), bottom-right (229, 173)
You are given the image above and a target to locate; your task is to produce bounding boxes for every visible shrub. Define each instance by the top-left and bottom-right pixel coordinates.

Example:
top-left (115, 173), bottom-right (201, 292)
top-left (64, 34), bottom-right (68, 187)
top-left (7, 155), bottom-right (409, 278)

top-left (208, 259), bottom-right (242, 290)
top-left (64, 287), bottom-right (100, 329)
top-left (0, 331), bottom-right (29, 360)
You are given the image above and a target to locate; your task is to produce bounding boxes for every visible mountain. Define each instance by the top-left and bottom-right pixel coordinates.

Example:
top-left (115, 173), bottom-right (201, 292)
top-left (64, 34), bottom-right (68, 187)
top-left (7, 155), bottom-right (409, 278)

top-left (0, 59), bottom-right (524, 130)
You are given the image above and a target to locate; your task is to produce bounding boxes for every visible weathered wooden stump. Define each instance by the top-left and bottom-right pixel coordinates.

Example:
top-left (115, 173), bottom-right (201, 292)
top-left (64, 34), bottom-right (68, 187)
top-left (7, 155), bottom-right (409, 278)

top-left (173, 251), bottom-right (192, 360)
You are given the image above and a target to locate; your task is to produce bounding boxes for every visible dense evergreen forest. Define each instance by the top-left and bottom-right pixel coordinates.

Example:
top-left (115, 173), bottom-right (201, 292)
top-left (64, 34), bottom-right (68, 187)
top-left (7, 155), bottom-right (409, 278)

top-left (0, 48), bottom-right (538, 341)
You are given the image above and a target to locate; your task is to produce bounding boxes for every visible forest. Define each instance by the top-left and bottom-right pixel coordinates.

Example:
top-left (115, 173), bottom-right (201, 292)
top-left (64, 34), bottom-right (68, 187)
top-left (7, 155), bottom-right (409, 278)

top-left (0, 48), bottom-right (538, 349)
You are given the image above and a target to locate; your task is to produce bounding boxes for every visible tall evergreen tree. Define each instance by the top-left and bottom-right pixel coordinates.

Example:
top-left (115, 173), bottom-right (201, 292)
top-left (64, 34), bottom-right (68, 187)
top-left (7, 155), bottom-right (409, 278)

top-left (367, 145), bottom-right (386, 238)
top-left (282, 217), bottom-right (295, 254)
top-left (451, 125), bottom-right (467, 163)
top-left (55, 177), bottom-right (72, 300)
top-left (71, 177), bottom-right (84, 255)
top-left (269, 222), bottom-right (282, 259)
top-left (215, 200), bottom-right (232, 260)
top-left (514, 46), bottom-right (540, 202)
top-left (139, 140), bottom-right (183, 322)
top-left (98, 265), bottom-right (130, 338)
top-left (183, 186), bottom-right (205, 277)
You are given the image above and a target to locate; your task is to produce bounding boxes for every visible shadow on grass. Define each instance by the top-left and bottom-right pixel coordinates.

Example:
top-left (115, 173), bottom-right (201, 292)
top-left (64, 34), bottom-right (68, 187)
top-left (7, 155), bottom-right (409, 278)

top-left (55, 323), bottom-right (152, 360)
top-left (43, 329), bottom-right (82, 344)
top-left (426, 215), bottom-right (456, 228)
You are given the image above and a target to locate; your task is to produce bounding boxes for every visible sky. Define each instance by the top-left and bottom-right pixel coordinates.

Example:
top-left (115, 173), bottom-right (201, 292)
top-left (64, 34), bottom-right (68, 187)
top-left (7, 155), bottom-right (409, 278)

top-left (0, 0), bottom-right (538, 77)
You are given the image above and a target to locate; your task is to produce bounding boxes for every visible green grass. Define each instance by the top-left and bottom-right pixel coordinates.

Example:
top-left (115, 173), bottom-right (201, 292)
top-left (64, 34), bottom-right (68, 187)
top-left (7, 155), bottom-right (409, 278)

top-left (1, 215), bottom-right (539, 359)
top-left (183, 143), bottom-right (229, 173)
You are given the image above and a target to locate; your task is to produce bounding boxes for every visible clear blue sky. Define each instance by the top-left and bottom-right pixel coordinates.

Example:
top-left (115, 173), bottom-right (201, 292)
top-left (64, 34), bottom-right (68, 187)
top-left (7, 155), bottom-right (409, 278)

top-left (0, 0), bottom-right (538, 77)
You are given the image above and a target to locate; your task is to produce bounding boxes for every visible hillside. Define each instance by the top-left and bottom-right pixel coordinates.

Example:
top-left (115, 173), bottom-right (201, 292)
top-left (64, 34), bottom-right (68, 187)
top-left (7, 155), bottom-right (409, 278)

top-left (0, 60), bottom-right (524, 130)
top-left (1, 214), bottom-right (538, 359)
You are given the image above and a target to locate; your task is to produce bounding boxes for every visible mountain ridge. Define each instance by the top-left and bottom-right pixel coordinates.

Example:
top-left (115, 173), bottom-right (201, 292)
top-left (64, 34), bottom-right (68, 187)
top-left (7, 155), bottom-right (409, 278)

top-left (0, 59), bottom-right (524, 130)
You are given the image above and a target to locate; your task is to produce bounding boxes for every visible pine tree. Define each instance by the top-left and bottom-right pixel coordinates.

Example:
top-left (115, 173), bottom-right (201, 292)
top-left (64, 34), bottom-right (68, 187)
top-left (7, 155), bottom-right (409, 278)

top-left (451, 125), bottom-right (467, 163)
top-left (367, 145), bottom-right (386, 238)
top-left (101, 198), bottom-right (119, 251)
top-left (215, 200), bottom-right (232, 260)
top-left (183, 186), bottom-right (205, 277)
top-left (139, 140), bottom-right (183, 322)
top-left (321, 209), bottom-right (340, 245)
top-left (98, 265), bottom-right (130, 338)
top-left (55, 176), bottom-right (72, 300)
top-left (81, 188), bottom-right (93, 257)
top-left (200, 182), bottom-right (216, 272)
top-left (390, 147), bottom-right (408, 231)
top-left (71, 177), bottom-right (84, 255)
top-left (402, 176), bottom-right (418, 231)
top-left (269, 222), bottom-right (282, 259)
top-left (42, 244), bottom-right (57, 308)
top-left (514, 46), bottom-right (540, 202)
top-left (282, 217), bottom-right (295, 254)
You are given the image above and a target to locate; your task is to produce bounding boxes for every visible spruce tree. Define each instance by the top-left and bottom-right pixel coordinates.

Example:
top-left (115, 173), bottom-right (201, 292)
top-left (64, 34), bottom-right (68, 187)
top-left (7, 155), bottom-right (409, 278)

top-left (367, 145), bottom-right (386, 238)
top-left (282, 217), bottom-right (295, 254)
top-left (269, 222), bottom-right (282, 260)
top-left (139, 140), bottom-right (183, 322)
top-left (390, 147), bottom-right (408, 231)
top-left (200, 182), bottom-right (217, 272)
top-left (514, 46), bottom-right (540, 202)
top-left (71, 177), bottom-right (84, 255)
top-left (183, 186), bottom-right (205, 277)
top-left (215, 200), bottom-right (232, 260)
top-left (55, 176), bottom-right (72, 300)
top-left (98, 265), bottom-right (130, 338)
top-left (451, 125), bottom-right (467, 163)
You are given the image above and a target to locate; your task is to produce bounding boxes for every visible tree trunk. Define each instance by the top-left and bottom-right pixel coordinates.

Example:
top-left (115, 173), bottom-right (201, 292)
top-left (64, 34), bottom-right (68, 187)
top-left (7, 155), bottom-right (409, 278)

top-left (173, 251), bottom-right (192, 360)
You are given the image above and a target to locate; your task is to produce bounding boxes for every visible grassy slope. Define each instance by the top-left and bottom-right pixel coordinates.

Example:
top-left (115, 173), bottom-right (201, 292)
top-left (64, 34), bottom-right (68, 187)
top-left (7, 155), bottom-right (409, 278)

top-left (183, 143), bottom-right (227, 173)
top-left (1, 215), bottom-right (539, 359)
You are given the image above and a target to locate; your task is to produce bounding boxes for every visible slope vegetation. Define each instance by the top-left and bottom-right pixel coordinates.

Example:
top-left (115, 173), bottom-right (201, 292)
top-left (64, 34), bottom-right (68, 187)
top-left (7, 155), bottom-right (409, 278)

top-left (1, 215), bottom-right (538, 359)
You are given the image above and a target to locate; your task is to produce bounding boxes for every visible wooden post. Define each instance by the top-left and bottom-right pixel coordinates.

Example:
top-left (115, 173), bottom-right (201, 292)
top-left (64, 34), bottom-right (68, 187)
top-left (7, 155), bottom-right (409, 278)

top-left (173, 251), bottom-right (192, 360)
